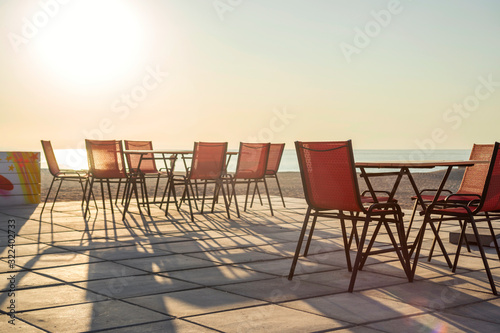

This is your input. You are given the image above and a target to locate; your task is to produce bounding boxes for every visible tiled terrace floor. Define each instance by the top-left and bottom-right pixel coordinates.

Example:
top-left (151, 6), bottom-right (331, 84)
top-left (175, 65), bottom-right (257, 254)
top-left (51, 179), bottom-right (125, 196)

top-left (1, 197), bottom-right (499, 332)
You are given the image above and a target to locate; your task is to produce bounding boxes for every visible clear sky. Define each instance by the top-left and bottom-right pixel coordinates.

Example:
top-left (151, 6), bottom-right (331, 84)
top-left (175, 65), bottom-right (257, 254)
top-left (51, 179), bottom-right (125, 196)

top-left (1, 0), bottom-right (500, 153)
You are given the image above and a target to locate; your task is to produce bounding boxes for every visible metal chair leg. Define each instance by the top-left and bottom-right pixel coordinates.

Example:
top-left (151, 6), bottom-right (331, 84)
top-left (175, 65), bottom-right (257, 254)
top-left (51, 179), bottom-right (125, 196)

top-left (40, 177), bottom-right (57, 216)
top-left (348, 217), bottom-right (370, 292)
top-left (469, 217), bottom-right (498, 295)
top-left (262, 178), bottom-right (274, 216)
top-left (274, 174), bottom-right (286, 208)
top-left (288, 207), bottom-right (312, 280)
top-left (303, 214), bottom-right (318, 257)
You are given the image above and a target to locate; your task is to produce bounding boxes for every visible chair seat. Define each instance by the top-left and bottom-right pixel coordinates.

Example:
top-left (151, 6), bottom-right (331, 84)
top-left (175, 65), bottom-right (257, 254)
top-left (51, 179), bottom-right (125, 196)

top-left (430, 206), bottom-right (480, 216)
top-left (360, 190), bottom-right (396, 204)
top-left (141, 170), bottom-right (171, 176)
top-left (411, 194), bottom-right (479, 203)
top-left (56, 171), bottom-right (89, 178)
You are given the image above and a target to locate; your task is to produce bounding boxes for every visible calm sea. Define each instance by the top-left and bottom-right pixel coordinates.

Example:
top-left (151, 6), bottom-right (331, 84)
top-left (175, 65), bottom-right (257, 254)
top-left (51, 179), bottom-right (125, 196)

top-left (276, 149), bottom-right (471, 172)
top-left (46, 149), bottom-right (471, 173)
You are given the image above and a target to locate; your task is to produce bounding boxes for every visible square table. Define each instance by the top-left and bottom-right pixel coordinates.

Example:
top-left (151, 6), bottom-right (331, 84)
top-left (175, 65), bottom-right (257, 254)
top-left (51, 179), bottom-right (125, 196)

top-left (122, 150), bottom-right (237, 219)
top-left (355, 159), bottom-right (488, 277)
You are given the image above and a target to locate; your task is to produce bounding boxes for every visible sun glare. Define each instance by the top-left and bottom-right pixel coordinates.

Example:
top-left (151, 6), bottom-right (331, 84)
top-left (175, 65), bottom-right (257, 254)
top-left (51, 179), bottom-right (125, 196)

top-left (34, 0), bottom-right (146, 88)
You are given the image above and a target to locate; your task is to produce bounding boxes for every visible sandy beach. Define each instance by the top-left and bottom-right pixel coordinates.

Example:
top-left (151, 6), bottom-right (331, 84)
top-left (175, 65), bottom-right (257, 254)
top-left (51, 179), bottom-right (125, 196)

top-left (41, 169), bottom-right (464, 210)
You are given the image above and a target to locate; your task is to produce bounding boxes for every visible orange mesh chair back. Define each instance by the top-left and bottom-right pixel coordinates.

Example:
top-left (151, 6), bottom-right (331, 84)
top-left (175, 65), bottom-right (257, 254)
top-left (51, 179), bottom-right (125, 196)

top-left (266, 143), bottom-right (285, 175)
top-left (190, 142), bottom-right (227, 180)
top-left (478, 143), bottom-right (500, 213)
top-left (41, 140), bottom-right (61, 176)
top-left (124, 140), bottom-right (158, 174)
top-left (457, 143), bottom-right (494, 195)
top-left (234, 143), bottom-right (270, 180)
top-left (86, 140), bottom-right (127, 179)
top-left (296, 141), bottom-right (363, 213)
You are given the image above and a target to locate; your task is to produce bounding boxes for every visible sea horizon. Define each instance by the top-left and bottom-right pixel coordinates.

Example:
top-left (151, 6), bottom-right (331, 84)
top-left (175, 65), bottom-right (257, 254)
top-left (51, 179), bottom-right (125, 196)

top-left (41, 148), bottom-right (472, 173)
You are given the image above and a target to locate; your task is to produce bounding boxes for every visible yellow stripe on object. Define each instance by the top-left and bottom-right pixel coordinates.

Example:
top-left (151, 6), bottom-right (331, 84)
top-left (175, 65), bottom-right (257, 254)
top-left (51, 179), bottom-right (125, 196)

top-left (8, 152), bottom-right (40, 202)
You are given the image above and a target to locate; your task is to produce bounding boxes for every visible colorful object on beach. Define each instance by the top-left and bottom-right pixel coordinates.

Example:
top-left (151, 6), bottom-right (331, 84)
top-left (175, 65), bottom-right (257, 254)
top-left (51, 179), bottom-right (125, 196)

top-left (0, 152), bottom-right (40, 205)
top-left (0, 175), bottom-right (14, 191)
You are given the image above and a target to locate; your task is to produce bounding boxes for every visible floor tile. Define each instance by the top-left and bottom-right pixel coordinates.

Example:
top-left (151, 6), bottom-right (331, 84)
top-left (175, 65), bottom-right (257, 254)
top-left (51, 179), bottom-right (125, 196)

top-left (127, 287), bottom-right (265, 317)
top-left (33, 261), bottom-right (146, 283)
top-left (444, 297), bottom-right (500, 324)
top-left (188, 304), bottom-right (350, 332)
top-left (0, 271), bottom-right (62, 291)
top-left (0, 284), bottom-right (107, 312)
top-left (117, 253), bottom-right (215, 273)
top-left (10, 252), bottom-right (101, 270)
top-left (367, 312), bottom-right (500, 332)
top-left (17, 300), bottom-right (171, 332)
top-left (74, 273), bottom-right (200, 299)
top-left (102, 319), bottom-right (218, 332)
top-left (216, 277), bottom-right (341, 302)
top-left (187, 247), bottom-right (282, 264)
top-left (162, 263), bottom-right (276, 286)
top-left (282, 292), bottom-right (426, 324)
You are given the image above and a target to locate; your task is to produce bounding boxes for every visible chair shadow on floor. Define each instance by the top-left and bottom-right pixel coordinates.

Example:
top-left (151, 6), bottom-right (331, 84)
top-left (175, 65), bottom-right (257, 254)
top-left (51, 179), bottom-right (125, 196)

top-left (7, 193), bottom-right (499, 330)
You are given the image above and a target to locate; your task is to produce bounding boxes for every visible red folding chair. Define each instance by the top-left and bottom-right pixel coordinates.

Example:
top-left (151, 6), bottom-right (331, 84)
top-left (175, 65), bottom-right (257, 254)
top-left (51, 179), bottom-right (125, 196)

top-left (123, 140), bottom-right (174, 205)
top-left (85, 139), bottom-right (129, 218)
top-left (250, 143), bottom-right (286, 208)
top-left (228, 143), bottom-right (272, 217)
top-left (166, 142), bottom-right (230, 221)
top-left (40, 140), bottom-right (94, 215)
top-left (407, 144), bottom-right (495, 258)
top-left (288, 140), bottom-right (412, 292)
top-left (413, 142), bottom-right (500, 295)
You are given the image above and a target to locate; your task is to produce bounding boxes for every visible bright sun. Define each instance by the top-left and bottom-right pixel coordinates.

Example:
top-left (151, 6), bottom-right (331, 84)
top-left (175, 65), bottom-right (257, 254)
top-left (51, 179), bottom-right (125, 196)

top-left (34, 0), bottom-right (147, 88)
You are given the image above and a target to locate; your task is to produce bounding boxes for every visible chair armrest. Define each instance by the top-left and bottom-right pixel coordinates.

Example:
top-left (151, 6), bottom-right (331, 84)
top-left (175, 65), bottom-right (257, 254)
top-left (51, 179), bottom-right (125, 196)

top-left (468, 198), bottom-right (481, 207)
top-left (171, 174), bottom-right (187, 181)
top-left (445, 193), bottom-right (481, 202)
top-left (427, 201), bottom-right (477, 215)
top-left (418, 188), bottom-right (453, 195)
top-left (221, 174), bottom-right (234, 181)
top-left (367, 202), bottom-right (404, 216)
top-left (361, 190), bottom-right (391, 197)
